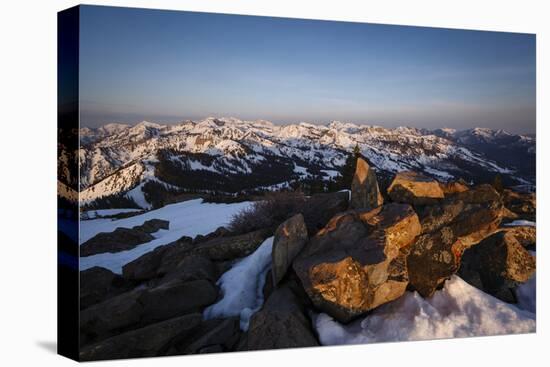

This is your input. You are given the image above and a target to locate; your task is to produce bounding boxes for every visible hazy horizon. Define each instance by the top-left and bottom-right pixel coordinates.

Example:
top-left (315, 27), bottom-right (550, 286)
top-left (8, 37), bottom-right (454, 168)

top-left (80, 6), bottom-right (536, 134)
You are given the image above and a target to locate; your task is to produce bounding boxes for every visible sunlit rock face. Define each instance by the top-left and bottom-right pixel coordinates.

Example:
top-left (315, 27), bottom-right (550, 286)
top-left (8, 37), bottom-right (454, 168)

top-left (388, 171), bottom-right (445, 206)
top-left (294, 203), bottom-right (421, 322)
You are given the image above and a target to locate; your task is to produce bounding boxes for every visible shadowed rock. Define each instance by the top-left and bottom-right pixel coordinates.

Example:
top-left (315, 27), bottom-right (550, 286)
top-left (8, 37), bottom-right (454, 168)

top-left (80, 228), bottom-right (154, 257)
top-left (294, 203), bottom-right (421, 322)
top-left (459, 230), bottom-right (536, 302)
top-left (350, 157), bottom-right (384, 210)
top-left (272, 214), bottom-right (309, 286)
top-left (407, 227), bottom-right (463, 297)
top-left (80, 314), bottom-right (202, 361)
top-left (388, 171), bottom-right (445, 206)
top-left (502, 189), bottom-right (536, 221)
top-left (80, 267), bottom-right (132, 310)
top-left (247, 284), bottom-right (319, 350)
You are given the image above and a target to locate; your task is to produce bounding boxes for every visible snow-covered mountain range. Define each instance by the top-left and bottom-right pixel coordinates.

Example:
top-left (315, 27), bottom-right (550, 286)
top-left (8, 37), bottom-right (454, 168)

top-left (73, 117), bottom-right (535, 209)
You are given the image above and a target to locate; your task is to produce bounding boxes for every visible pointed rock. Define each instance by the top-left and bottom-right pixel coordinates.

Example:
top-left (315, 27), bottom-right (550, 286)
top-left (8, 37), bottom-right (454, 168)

top-left (350, 157), bottom-right (383, 210)
top-left (271, 214), bottom-right (308, 286)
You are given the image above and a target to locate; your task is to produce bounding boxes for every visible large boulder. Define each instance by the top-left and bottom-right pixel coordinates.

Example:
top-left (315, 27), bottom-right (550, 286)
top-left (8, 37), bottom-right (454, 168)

top-left (294, 203), bottom-right (421, 322)
top-left (80, 314), bottom-right (202, 361)
top-left (502, 189), bottom-right (536, 221)
top-left (449, 184), bottom-right (501, 204)
top-left (247, 284), bottom-right (319, 350)
top-left (407, 227), bottom-right (463, 297)
top-left (139, 279), bottom-right (218, 324)
top-left (80, 267), bottom-right (132, 310)
top-left (458, 231), bottom-right (536, 302)
top-left (80, 227), bottom-right (154, 256)
top-left (387, 171), bottom-right (444, 206)
top-left (271, 214), bottom-right (309, 286)
top-left (350, 157), bottom-right (384, 210)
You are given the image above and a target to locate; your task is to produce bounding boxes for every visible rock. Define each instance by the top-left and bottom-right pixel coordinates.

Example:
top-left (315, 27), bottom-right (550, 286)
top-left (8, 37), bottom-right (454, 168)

top-left (80, 314), bottom-right (202, 361)
top-left (193, 226), bottom-right (230, 244)
top-left (350, 157), bottom-right (384, 210)
top-left (139, 279), bottom-right (218, 324)
top-left (502, 189), bottom-right (536, 221)
top-left (439, 180), bottom-right (469, 195)
top-left (80, 267), bottom-right (132, 310)
top-left (419, 201), bottom-right (503, 247)
top-left (407, 227), bottom-right (463, 297)
top-left (80, 227), bottom-right (154, 257)
top-left (500, 226), bottom-right (536, 249)
top-left (247, 285), bottom-right (319, 350)
top-left (122, 237), bottom-right (194, 281)
top-left (160, 254), bottom-right (219, 285)
top-left (302, 191), bottom-right (350, 235)
top-left (449, 184), bottom-right (501, 204)
top-left (192, 228), bottom-right (271, 261)
top-left (387, 171), bottom-right (444, 206)
top-left (458, 231), bottom-right (536, 302)
top-left (80, 289), bottom-right (146, 343)
top-left (271, 214), bottom-right (309, 286)
top-left (178, 318), bottom-right (241, 354)
top-left (133, 219), bottom-right (169, 233)
top-left (294, 203), bottom-right (421, 322)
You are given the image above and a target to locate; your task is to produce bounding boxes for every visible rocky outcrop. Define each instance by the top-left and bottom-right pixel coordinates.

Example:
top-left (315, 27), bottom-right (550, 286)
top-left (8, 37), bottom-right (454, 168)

top-left (80, 228), bottom-right (154, 257)
top-left (294, 203), bottom-right (421, 322)
top-left (80, 314), bottom-right (202, 361)
top-left (81, 219), bottom-right (170, 257)
top-left (350, 157), bottom-right (383, 210)
top-left (247, 284), bottom-right (319, 350)
top-left (459, 231), bottom-right (536, 302)
top-left (80, 267), bottom-right (132, 310)
top-left (387, 171), bottom-right (444, 206)
top-left (271, 214), bottom-right (309, 286)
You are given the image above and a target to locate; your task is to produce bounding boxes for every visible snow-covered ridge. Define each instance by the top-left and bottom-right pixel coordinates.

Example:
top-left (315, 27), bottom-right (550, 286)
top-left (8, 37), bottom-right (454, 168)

top-left (75, 117), bottom-right (534, 207)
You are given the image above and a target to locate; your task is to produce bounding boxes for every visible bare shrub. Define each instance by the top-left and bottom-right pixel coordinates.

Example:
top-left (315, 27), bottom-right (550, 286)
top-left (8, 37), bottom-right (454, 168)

top-left (228, 191), bottom-right (307, 234)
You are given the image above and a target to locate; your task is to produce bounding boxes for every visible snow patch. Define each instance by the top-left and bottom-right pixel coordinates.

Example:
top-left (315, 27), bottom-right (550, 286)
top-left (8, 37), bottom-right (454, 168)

top-left (504, 220), bottom-right (536, 227)
top-left (79, 199), bottom-right (252, 273)
top-left (203, 237), bottom-right (274, 331)
top-left (314, 275), bottom-right (535, 345)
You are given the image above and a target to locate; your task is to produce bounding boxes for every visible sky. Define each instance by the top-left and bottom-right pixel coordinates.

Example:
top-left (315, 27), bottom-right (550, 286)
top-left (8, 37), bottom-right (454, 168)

top-left (79, 5), bottom-right (536, 133)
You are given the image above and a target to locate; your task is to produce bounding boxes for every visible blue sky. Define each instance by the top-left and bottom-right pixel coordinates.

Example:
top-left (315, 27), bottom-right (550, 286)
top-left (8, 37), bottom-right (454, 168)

top-left (79, 5), bottom-right (536, 133)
